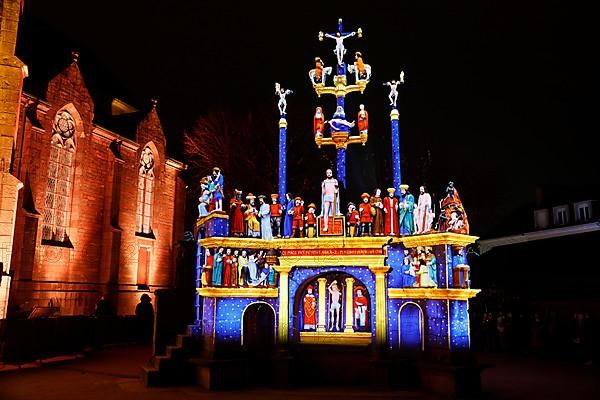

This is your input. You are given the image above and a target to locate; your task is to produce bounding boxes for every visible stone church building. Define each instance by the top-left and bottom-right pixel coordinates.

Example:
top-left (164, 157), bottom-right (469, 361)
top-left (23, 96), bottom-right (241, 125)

top-left (1, 1), bottom-right (186, 317)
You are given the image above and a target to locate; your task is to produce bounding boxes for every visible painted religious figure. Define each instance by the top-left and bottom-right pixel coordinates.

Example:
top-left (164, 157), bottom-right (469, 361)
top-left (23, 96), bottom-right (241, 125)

top-left (292, 197), bottom-right (305, 238)
top-left (211, 247), bottom-right (224, 286)
top-left (197, 177), bottom-right (211, 217)
top-left (303, 286), bottom-right (317, 331)
top-left (229, 189), bottom-right (245, 237)
top-left (258, 195), bottom-right (273, 240)
top-left (358, 192), bottom-right (372, 237)
top-left (323, 30), bottom-right (357, 66)
top-left (398, 184), bottom-right (415, 235)
top-left (400, 249), bottom-right (416, 288)
top-left (211, 167), bottom-right (224, 212)
top-left (314, 106), bottom-right (326, 137)
top-left (244, 194), bottom-right (261, 238)
top-left (238, 250), bottom-right (249, 286)
top-left (414, 185), bottom-right (435, 234)
top-left (346, 202), bottom-right (359, 237)
top-left (370, 188), bottom-right (384, 236)
top-left (438, 181), bottom-right (470, 234)
top-left (424, 247), bottom-right (438, 287)
top-left (353, 288), bottom-right (368, 332)
top-left (270, 194), bottom-right (282, 238)
top-left (383, 188), bottom-right (399, 236)
top-left (305, 203), bottom-right (317, 238)
top-left (328, 280), bottom-right (342, 331)
top-left (284, 193), bottom-right (294, 238)
top-left (357, 104), bottom-right (369, 134)
top-left (320, 168), bottom-right (340, 232)
top-left (327, 106), bottom-right (355, 133)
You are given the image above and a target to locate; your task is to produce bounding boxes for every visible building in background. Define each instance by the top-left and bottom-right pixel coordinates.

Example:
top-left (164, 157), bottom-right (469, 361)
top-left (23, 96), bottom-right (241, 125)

top-left (1, 1), bottom-right (186, 317)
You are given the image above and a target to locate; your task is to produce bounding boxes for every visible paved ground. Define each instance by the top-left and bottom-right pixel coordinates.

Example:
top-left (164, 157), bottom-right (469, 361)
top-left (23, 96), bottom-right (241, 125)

top-left (0, 344), bottom-right (598, 400)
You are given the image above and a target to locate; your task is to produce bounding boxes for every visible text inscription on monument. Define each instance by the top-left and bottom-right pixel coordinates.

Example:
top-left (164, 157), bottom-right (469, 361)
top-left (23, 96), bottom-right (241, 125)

top-left (281, 248), bottom-right (383, 257)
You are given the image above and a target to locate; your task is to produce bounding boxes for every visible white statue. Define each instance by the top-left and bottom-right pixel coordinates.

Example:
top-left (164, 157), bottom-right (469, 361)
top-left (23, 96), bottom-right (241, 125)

top-left (275, 82), bottom-right (293, 115)
top-left (383, 71), bottom-right (405, 107)
top-left (323, 31), bottom-right (357, 66)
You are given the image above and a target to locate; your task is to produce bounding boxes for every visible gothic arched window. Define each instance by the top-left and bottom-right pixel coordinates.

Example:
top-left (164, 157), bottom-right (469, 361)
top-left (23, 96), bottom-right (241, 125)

top-left (136, 145), bottom-right (155, 234)
top-left (42, 110), bottom-right (76, 243)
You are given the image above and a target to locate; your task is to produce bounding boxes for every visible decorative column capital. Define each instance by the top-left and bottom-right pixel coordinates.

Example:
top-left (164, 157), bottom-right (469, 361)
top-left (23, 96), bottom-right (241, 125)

top-left (274, 265), bottom-right (293, 274)
top-left (279, 118), bottom-right (288, 128)
top-left (369, 265), bottom-right (390, 275)
top-left (345, 277), bottom-right (355, 285)
top-left (390, 109), bottom-right (399, 120)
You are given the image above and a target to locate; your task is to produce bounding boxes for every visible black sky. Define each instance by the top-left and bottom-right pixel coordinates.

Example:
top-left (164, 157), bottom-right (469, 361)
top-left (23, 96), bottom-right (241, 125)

top-left (15, 1), bottom-right (597, 237)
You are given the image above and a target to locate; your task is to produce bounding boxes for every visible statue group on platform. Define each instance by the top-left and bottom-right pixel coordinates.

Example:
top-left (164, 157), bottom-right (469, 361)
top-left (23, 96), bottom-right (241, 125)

top-left (197, 167), bottom-right (224, 216)
top-left (399, 247), bottom-right (438, 288)
top-left (198, 165), bottom-right (469, 239)
top-left (201, 247), bottom-right (278, 288)
top-left (301, 277), bottom-right (369, 333)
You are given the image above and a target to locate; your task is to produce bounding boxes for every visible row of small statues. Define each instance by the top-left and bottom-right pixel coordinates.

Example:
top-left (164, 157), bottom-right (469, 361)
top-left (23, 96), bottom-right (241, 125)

top-left (197, 167), bottom-right (469, 238)
top-left (201, 248), bottom-right (278, 288)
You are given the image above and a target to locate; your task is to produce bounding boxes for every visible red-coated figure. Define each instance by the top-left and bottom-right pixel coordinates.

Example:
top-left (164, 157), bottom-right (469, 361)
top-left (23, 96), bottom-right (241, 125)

top-left (383, 188), bottom-right (399, 236)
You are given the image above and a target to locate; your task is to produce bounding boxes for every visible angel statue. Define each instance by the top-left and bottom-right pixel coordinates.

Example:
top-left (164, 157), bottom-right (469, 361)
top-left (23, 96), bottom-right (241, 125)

top-left (275, 83), bottom-right (293, 115)
top-left (383, 71), bottom-right (405, 107)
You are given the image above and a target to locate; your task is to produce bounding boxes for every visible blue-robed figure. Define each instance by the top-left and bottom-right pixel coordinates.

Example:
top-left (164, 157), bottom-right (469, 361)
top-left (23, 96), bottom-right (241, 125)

top-left (212, 248), bottom-right (224, 286)
top-left (398, 184), bottom-right (415, 235)
top-left (327, 106), bottom-right (355, 133)
top-left (400, 251), bottom-right (416, 288)
top-left (258, 196), bottom-right (273, 240)
top-left (283, 193), bottom-right (294, 238)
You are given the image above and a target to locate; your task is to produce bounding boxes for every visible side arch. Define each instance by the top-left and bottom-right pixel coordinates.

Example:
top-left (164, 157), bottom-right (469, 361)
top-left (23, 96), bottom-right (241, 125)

top-left (398, 302), bottom-right (424, 351)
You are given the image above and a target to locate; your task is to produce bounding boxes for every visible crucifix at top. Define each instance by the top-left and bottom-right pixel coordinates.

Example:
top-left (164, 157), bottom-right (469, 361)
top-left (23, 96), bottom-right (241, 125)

top-left (310, 19), bottom-right (371, 190)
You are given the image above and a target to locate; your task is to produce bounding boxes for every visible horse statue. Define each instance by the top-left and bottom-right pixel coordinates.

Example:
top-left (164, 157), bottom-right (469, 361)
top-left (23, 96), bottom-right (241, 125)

top-left (308, 66), bottom-right (333, 86)
top-left (348, 63), bottom-right (372, 83)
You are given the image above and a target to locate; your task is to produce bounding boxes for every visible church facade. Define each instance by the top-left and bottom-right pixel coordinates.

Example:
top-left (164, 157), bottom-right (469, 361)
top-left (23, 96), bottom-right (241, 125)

top-left (1, 1), bottom-right (186, 316)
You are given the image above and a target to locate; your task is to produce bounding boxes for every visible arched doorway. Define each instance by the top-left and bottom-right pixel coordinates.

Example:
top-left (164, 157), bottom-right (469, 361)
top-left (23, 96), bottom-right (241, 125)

top-left (399, 302), bottom-right (424, 351)
top-left (242, 302), bottom-right (276, 353)
top-left (242, 302), bottom-right (276, 385)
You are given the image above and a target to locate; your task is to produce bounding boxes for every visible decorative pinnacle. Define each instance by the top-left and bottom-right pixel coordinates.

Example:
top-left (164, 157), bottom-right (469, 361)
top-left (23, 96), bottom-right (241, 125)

top-left (151, 98), bottom-right (158, 109)
top-left (71, 50), bottom-right (80, 64)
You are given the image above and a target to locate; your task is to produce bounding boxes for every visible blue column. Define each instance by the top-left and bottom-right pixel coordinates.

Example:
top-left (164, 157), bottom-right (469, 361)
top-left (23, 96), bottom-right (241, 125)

top-left (337, 147), bottom-right (346, 190)
top-left (278, 118), bottom-right (287, 202)
top-left (390, 108), bottom-right (401, 192)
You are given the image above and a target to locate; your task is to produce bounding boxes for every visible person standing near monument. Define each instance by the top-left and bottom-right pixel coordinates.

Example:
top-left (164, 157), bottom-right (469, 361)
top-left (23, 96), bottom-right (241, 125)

top-left (321, 168), bottom-right (339, 232)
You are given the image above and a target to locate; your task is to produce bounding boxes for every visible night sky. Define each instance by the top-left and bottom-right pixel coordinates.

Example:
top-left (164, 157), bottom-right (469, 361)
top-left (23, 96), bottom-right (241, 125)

top-left (15, 1), bottom-right (596, 237)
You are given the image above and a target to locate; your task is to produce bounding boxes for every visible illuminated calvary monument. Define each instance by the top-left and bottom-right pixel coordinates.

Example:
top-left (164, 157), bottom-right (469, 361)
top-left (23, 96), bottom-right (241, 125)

top-left (309, 19), bottom-right (370, 190)
top-left (145, 19), bottom-right (481, 393)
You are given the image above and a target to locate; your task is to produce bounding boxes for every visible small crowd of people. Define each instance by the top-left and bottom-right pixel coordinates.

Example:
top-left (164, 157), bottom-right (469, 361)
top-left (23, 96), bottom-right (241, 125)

top-left (471, 302), bottom-right (600, 365)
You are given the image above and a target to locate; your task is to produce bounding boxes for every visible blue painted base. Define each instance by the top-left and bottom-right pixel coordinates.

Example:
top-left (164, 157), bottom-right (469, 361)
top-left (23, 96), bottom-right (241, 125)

top-left (203, 215), bottom-right (229, 238)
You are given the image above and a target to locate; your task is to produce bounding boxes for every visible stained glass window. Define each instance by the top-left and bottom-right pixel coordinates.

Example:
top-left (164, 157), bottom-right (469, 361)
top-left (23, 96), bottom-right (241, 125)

top-left (42, 110), bottom-right (76, 243)
top-left (136, 146), bottom-right (155, 234)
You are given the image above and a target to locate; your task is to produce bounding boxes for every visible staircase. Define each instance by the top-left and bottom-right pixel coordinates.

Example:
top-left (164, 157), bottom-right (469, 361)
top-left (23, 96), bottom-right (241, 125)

top-left (142, 324), bottom-right (201, 386)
